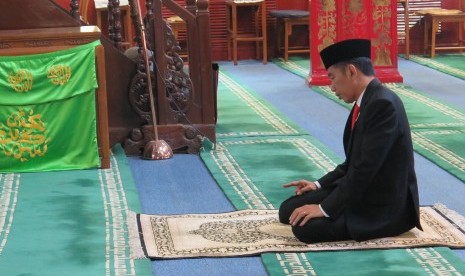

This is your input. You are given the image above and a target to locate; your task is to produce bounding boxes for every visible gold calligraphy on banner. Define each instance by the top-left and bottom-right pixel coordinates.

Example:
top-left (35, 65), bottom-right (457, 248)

top-left (48, 64), bottom-right (71, 85)
top-left (0, 108), bottom-right (49, 162)
top-left (8, 69), bottom-right (33, 92)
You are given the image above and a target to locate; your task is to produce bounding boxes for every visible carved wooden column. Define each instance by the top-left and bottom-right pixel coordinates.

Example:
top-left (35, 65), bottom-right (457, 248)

top-left (308, 0), bottom-right (403, 85)
top-left (186, 0), bottom-right (197, 14)
top-left (107, 0), bottom-right (123, 50)
top-left (70, 0), bottom-right (80, 20)
top-left (145, 0), bottom-right (154, 23)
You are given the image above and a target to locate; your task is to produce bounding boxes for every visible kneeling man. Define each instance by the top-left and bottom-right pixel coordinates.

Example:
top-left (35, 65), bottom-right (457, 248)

top-left (279, 39), bottom-right (422, 243)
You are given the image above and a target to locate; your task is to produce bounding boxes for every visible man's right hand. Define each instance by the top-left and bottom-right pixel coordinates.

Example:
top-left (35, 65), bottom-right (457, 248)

top-left (282, 180), bottom-right (318, 196)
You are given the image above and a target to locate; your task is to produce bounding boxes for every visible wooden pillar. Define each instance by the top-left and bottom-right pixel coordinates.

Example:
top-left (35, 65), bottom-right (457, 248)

top-left (196, 0), bottom-right (215, 124)
top-left (308, 0), bottom-right (403, 86)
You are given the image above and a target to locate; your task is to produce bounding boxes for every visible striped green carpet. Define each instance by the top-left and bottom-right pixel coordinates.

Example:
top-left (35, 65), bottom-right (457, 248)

top-left (274, 55), bottom-right (465, 81)
top-left (217, 72), bottom-right (306, 138)
top-left (275, 58), bottom-right (465, 184)
top-left (0, 146), bottom-right (151, 275)
top-left (274, 57), bottom-right (310, 79)
top-left (200, 71), bottom-right (465, 275)
top-left (406, 54), bottom-right (465, 81)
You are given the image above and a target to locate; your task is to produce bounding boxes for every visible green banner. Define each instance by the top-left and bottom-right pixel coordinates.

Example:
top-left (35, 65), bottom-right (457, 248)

top-left (0, 41), bottom-right (101, 172)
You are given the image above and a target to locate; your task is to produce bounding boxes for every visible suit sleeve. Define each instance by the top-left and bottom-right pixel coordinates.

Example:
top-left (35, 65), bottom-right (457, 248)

top-left (318, 161), bottom-right (348, 187)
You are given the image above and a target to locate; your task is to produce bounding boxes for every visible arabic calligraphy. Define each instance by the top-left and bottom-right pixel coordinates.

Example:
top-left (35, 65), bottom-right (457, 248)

top-left (0, 108), bottom-right (49, 162)
top-left (8, 69), bottom-right (33, 92)
top-left (48, 64), bottom-right (71, 85)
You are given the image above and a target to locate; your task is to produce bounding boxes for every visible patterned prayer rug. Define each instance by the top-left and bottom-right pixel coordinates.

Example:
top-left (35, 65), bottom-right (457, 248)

top-left (133, 205), bottom-right (465, 259)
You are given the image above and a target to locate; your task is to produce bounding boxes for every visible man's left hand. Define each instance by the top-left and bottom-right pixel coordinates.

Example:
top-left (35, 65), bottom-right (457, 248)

top-left (289, 204), bottom-right (324, 226)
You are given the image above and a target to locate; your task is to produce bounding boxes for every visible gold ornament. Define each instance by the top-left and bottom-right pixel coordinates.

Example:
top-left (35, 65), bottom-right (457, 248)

top-left (8, 69), bottom-right (33, 92)
top-left (0, 108), bottom-right (49, 162)
top-left (48, 64), bottom-right (72, 85)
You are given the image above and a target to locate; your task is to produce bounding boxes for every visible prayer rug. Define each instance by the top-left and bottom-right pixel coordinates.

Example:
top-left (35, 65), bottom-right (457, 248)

top-left (406, 54), bottom-right (465, 81)
top-left (134, 205), bottom-right (465, 259)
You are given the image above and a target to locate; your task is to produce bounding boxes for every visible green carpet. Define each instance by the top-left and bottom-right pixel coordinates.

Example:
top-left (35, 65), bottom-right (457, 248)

top-left (275, 58), bottom-right (465, 184)
top-left (217, 72), bottom-right (306, 138)
top-left (0, 146), bottom-right (151, 275)
top-left (273, 57), bottom-right (310, 79)
top-left (407, 54), bottom-right (465, 81)
top-left (200, 72), bottom-right (465, 275)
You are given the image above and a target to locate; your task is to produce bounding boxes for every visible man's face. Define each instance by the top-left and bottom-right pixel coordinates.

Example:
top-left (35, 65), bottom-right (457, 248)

top-left (327, 64), bottom-right (357, 104)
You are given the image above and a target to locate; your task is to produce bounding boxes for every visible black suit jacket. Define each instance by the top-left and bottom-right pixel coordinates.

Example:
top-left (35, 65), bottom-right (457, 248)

top-left (318, 79), bottom-right (422, 241)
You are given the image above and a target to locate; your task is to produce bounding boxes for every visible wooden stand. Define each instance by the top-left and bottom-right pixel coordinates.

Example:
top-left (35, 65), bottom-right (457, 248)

top-left (225, 0), bottom-right (268, 65)
top-left (270, 10), bottom-right (310, 61)
top-left (419, 10), bottom-right (465, 58)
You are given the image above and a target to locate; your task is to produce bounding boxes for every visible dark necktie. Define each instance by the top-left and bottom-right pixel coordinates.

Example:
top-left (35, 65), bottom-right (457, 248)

top-left (351, 104), bottom-right (360, 130)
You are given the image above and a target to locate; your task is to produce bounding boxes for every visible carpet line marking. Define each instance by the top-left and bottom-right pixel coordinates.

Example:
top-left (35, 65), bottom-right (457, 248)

top-left (98, 166), bottom-right (112, 275)
top-left (412, 132), bottom-right (465, 171)
top-left (407, 248), bottom-right (461, 275)
top-left (275, 253), bottom-right (317, 275)
top-left (98, 154), bottom-right (137, 276)
top-left (409, 55), bottom-right (465, 79)
top-left (110, 154), bottom-right (136, 275)
top-left (212, 142), bottom-right (273, 209)
top-left (387, 83), bottom-right (465, 121)
top-left (0, 174), bottom-right (19, 256)
top-left (276, 59), bottom-right (309, 77)
top-left (220, 73), bottom-right (299, 135)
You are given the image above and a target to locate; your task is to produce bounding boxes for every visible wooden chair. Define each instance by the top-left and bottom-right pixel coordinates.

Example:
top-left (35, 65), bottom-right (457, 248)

top-left (269, 10), bottom-right (309, 61)
top-left (416, 3), bottom-right (465, 58)
top-left (225, 0), bottom-right (268, 65)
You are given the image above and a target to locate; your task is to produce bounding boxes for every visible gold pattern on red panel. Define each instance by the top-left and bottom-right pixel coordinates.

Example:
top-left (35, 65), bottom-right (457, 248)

top-left (317, 0), bottom-right (336, 54)
top-left (372, 0), bottom-right (392, 66)
top-left (342, 0), bottom-right (367, 38)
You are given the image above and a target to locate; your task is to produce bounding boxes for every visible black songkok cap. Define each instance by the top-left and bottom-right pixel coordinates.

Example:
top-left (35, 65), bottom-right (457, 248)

top-left (319, 39), bottom-right (371, 70)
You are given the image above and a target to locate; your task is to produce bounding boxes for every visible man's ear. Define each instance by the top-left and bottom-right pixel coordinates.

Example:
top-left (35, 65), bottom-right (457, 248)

top-left (347, 64), bottom-right (358, 79)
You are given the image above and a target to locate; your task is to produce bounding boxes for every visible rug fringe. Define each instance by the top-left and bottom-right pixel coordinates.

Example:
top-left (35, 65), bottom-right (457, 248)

top-left (127, 211), bottom-right (147, 259)
top-left (434, 203), bottom-right (465, 231)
